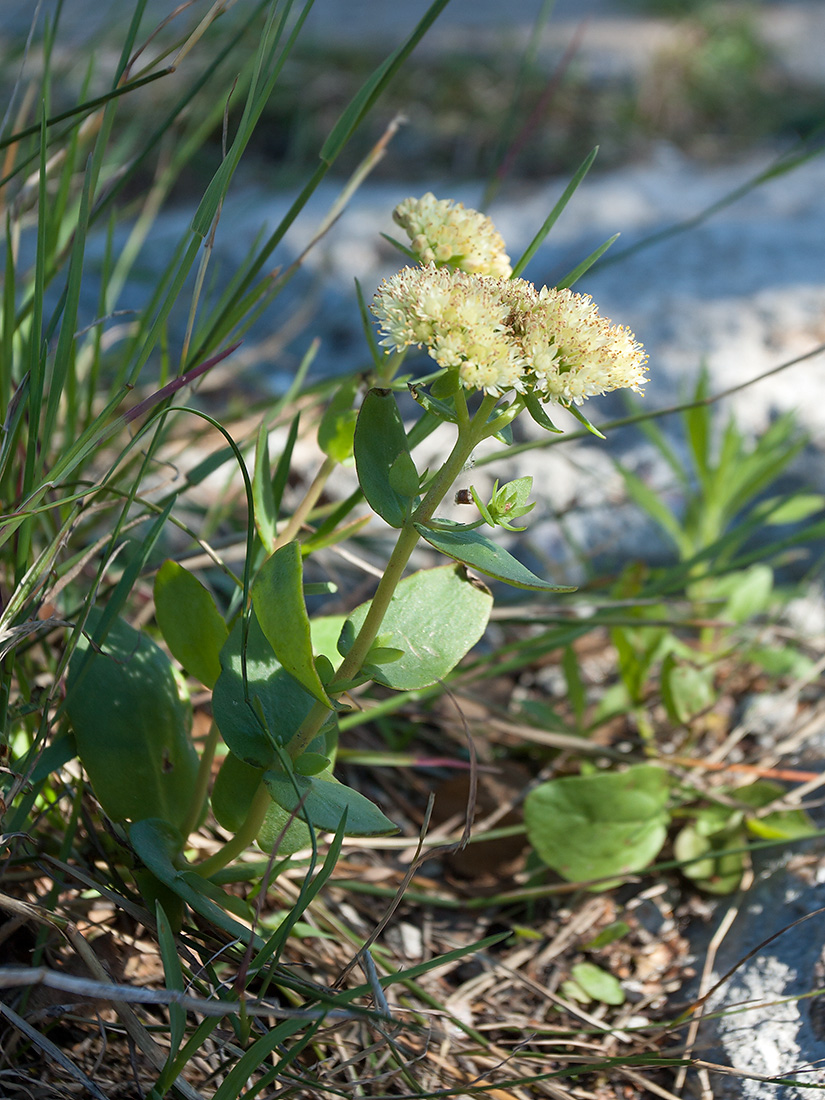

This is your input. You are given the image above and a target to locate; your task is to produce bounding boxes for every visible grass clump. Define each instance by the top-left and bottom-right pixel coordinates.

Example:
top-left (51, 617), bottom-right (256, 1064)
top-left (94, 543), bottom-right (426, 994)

top-left (2, 2), bottom-right (825, 1098)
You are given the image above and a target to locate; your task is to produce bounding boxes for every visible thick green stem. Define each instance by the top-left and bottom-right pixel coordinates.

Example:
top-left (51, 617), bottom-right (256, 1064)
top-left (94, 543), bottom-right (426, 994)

top-left (192, 779), bottom-right (272, 878)
top-left (286, 393), bottom-right (498, 760)
top-left (180, 719), bottom-right (219, 841)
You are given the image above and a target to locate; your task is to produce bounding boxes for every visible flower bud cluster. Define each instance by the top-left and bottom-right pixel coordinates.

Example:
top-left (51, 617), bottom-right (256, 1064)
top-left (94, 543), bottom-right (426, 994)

top-left (372, 262), bottom-right (648, 405)
top-left (393, 193), bottom-right (512, 278)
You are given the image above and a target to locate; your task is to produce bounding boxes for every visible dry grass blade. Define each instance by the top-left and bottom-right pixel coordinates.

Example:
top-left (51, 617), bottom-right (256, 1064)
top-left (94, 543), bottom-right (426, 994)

top-left (0, 1001), bottom-right (111, 1100)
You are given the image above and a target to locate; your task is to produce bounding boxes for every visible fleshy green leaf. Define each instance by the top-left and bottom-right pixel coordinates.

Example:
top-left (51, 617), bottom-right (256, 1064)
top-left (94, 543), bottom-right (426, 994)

top-left (338, 564), bottom-right (493, 690)
top-left (660, 654), bottom-right (716, 725)
top-left (294, 752), bottom-right (331, 777)
top-left (525, 764), bottom-right (670, 887)
top-left (732, 780), bottom-right (817, 841)
top-left (66, 609), bottom-right (198, 831)
top-left (251, 542), bottom-right (331, 708)
top-left (673, 821), bottom-right (746, 894)
top-left (524, 392), bottom-right (563, 434)
top-left (408, 383), bottom-right (458, 424)
top-left (264, 768), bottom-right (397, 836)
top-left (212, 610), bottom-right (327, 769)
top-left (416, 521), bottom-right (576, 592)
top-left (354, 388), bottom-right (415, 527)
top-left (709, 564), bottom-right (774, 624)
top-left (257, 801), bottom-right (313, 857)
top-left (130, 819), bottom-right (255, 935)
top-left (211, 752), bottom-right (264, 833)
top-left (154, 560), bottom-right (228, 689)
top-left (570, 962), bottom-right (625, 1006)
top-left (318, 377), bottom-right (359, 463)
top-left (310, 614), bottom-right (348, 669)
top-left (388, 450), bottom-right (420, 497)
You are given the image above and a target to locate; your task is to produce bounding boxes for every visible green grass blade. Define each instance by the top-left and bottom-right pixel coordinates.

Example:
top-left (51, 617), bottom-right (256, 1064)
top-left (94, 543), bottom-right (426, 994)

top-left (42, 158), bottom-right (93, 447)
top-left (511, 146), bottom-right (599, 279)
top-left (209, 1018), bottom-right (307, 1100)
top-left (320, 0), bottom-right (452, 164)
top-left (557, 232), bottom-right (620, 290)
top-left (192, 0), bottom-right (309, 236)
top-left (596, 137), bottom-right (825, 271)
top-left (155, 903), bottom-right (186, 1059)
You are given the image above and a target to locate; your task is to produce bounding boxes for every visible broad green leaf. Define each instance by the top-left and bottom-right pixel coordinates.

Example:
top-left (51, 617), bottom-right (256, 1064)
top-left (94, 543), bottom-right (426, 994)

top-left (354, 388), bottom-right (415, 527)
top-left (211, 752), bottom-right (264, 833)
top-left (338, 564), bottom-right (493, 690)
top-left (66, 609), bottom-right (198, 831)
top-left (431, 370), bottom-right (460, 398)
top-left (660, 654), bottom-right (716, 725)
top-left (310, 615), bottom-right (347, 668)
top-left (570, 962), bottom-right (625, 1006)
top-left (295, 752), bottom-right (331, 776)
top-left (212, 610), bottom-right (325, 768)
top-left (252, 542), bottom-right (331, 708)
top-left (388, 450), bottom-right (420, 497)
top-left (318, 377), bottom-right (359, 463)
top-left (154, 561), bottom-right (228, 689)
top-left (130, 819), bottom-right (257, 940)
top-left (732, 780), bottom-right (817, 841)
top-left (745, 645), bottom-right (814, 679)
top-left (746, 810), bottom-right (817, 841)
top-left (525, 764), bottom-right (670, 887)
top-left (416, 521), bottom-right (576, 592)
top-left (264, 768), bottom-right (397, 836)
top-left (257, 800), bottom-right (313, 857)
top-left (673, 821), bottom-right (746, 894)
top-left (560, 979), bottom-right (592, 1004)
top-left (704, 564), bottom-right (773, 623)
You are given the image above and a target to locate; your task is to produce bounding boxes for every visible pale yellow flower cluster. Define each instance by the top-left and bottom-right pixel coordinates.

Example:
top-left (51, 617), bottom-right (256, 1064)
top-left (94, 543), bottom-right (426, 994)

top-left (372, 264), bottom-right (648, 405)
top-left (393, 193), bottom-right (512, 278)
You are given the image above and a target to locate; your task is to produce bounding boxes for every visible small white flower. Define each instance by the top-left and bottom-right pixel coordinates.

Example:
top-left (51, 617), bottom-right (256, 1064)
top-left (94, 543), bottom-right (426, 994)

top-left (393, 193), bottom-right (512, 278)
top-left (372, 207), bottom-right (648, 406)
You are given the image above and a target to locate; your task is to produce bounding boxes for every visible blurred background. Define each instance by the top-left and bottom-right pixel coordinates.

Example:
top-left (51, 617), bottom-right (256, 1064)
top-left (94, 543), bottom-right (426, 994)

top-left (2, 0), bottom-right (825, 571)
top-left (3, 0), bottom-right (823, 186)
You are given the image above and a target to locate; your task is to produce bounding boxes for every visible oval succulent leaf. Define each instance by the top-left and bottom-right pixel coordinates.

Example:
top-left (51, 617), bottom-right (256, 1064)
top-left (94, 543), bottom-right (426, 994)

top-left (212, 609), bottom-right (328, 768)
top-left (66, 608), bottom-right (198, 831)
top-left (354, 389), bottom-right (415, 528)
top-left (264, 768), bottom-right (397, 836)
top-left (525, 764), bottom-right (670, 888)
top-left (339, 564), bottom-right (493, 690)
top-left (154, 560), bottom-right (228, 689)
top-left (252, 542), bottom-right (331, 708)
top-left (416, 521), bottom-right (576, 592)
